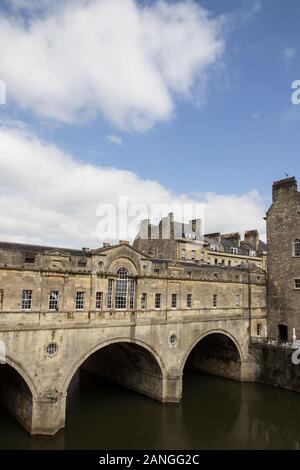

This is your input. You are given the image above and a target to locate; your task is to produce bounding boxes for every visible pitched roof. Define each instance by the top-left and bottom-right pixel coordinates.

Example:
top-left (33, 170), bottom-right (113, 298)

top-left (0, 241), bottom-right (88, 257)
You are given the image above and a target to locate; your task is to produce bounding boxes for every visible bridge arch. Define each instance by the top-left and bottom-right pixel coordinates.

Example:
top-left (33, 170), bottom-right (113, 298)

top-left (181, 330), bottom-right (243, 381)
top-left (4, 355), bottom-right (38, 399)
top-left (0, 354), bottom-right (38, 434)
top-left (62, 337), bottom-right (166, 401)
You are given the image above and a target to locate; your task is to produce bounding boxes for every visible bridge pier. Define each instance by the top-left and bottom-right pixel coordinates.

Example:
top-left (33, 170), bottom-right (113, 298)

top-left (31, 392), bottom-right (66, 436)
top-left (163, 373), bottom-right (182, 403)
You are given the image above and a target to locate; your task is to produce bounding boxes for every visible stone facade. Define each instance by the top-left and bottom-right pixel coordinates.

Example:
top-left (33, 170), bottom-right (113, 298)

top-left (0, 240), bottom-right (266, 435)
top-left (266, 177), bottom-right (300, 341)
top-left (134, 213), bottom-right (267, 270)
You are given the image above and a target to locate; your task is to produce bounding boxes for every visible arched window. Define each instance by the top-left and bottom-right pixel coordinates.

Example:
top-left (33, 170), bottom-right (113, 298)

top-left (115, 267), bottom-right (129, 309)
top-left (294, 239), bottom-right (300, 257)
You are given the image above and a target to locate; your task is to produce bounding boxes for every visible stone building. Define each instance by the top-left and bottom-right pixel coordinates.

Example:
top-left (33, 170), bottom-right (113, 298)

top-left (0, 239), bottom-right (266, 434)
top-left (266, 177), bottom-right (300, 341)
top-left (134, 213), bottom-right (267, 270)
top-left (0, 239), bottom-right (266, 336)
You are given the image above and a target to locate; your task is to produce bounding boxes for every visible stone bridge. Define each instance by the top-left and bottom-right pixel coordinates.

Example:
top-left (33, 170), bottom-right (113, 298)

top-left (0, 313), bottom-right (259, 435)
top-left (0, 241), bottom-right (266, 435)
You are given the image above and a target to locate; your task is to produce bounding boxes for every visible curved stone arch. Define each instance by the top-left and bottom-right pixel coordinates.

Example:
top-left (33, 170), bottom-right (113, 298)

top-left (180, 329), bottom-right (244, 375)
top-left (4, 355), bottom-right (38, 399)
top-left (61, 337), bottom-right (166, 395)
top-left (108, 256), bottom-right (139, 276)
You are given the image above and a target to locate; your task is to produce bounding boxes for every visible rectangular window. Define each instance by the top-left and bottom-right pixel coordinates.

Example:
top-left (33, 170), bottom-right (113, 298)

top-left (24, 256), bottom-right (35, 264)
top-left (22, 290), bottom-right (32, 311)
top-left (181, 248), bottom-right (186, 259)
top-left (154, 268), bottom-right (161, 275)
top-left (257, 294), bottom-right (261, 307)
top-left (257, 323), bottom-right (261, 336)
top-left (228, 260), bottom-right (231, 266)
top-left (107, 279), bottom-right (113, 309)
top-left (187, 271), bottom-right (192, 278)
top-left (294, 244), bottom-right (300, 257)
top-left (295, 279), bottom-right (300, 290)
top-left (78, 260), bottom-right (87, 267)
top-left (171, 293), bottom-right (177, 309)
top-left (214, 259), bottom-right (218, 265)
top-left (129, 280), bottom-right (135, 310)
top-left (235, 294), bottom-right (240, 308)
top-left (191, 250), bottom-right (196, 260)
top-left (141, 293), bottom-right (147, 310)
top-left (155, 293), bottom-right (161, 309)
top-left (0, 289), bottom-right (3, 310)
top-left (49, 290), bottom-right (59, 311)
top-left (213, 294), bottom-right (218, 308)
top-left (187, 294), bottom-right (192, 309)
top-left (95, 292), bottom-right (103, 310)
top-left (76, 291), bottom-right (85, 310)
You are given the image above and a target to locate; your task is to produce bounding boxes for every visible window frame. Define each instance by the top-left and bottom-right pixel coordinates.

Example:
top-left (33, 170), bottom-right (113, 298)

top-left (171, 293), bottom-right (177, 309)
top-left (49, 290), bottom-right (59, 311)
top-left (187, 293), bottom-right (192, 309)
top-left (155, 293), bottom-right (161, 310)
top-left (294, 279), bottom-right (300, 290)
top-left (22, 289), bottom-right (32, 311)
top-left (95, 291), bottom-right (103, 310)
top-left (293, 239), bottom-right (300, 257)
top-left (141, 293), bottom-right (147, 310)
top-left (115, 267), bottom-right (129, 310)
top-left (75, 291), bottom-right (85, 310)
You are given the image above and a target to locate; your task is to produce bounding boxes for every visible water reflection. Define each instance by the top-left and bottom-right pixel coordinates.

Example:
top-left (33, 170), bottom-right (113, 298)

top-left (1, 371), bottom-right (300, 449)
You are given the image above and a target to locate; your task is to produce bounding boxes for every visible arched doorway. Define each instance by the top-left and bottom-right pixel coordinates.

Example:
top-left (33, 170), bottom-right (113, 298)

top-left (183, 332), bottom-right (242, 381)
top-left (0, 362), bottom-right (33, 432)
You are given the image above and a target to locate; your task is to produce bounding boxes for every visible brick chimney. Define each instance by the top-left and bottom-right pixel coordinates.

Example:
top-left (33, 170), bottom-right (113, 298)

top-left (205, 232), bottom-right (221, 243)
top-left (272, 177), bottom-right (297, 202)
top-left (244, 230), bottom-right (260, 250)
top-left (222, 232), bottom-right (241, 247)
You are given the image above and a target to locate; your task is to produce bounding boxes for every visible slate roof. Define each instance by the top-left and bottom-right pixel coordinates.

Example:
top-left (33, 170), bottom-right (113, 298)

top-left (0, 241), bottom-right (88, 257)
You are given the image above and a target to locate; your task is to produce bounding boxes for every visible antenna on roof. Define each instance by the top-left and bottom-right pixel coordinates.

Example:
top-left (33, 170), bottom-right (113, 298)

top-left (285, 172), bottom-right (289, 178)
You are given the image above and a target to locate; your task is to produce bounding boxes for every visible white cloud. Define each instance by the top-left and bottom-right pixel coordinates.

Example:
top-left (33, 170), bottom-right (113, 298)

top-left (283, 47), bottom-right (296, 61)
top-left (0, 124), bottom-right (267, 247)
top-left (106, 134), bottom-right (123, 146)
top-left (0, 0), bottom-right (224, 131)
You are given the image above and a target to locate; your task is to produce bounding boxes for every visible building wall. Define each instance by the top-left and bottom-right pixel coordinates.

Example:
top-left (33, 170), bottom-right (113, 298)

top-left (0, 245), bottom-right (266, 318)
top-left (267, 177), bottom-right (300, 340)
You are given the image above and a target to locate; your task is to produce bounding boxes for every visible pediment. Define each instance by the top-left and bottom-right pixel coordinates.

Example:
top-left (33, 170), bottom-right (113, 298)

top-left (44, 249), bottom-right (70, 258)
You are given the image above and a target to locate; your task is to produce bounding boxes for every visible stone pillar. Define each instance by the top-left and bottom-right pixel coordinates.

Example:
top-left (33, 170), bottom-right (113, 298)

top-left (240, 360), bottom-right (260, 382)
top-left (31, 391), bottom-right (66, 436)
top-left (162, 372), bottom-right (182, 403)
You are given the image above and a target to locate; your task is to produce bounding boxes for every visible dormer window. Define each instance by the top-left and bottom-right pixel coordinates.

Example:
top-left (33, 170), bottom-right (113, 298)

top-left (154, 268), bottom-right (161, 274)
top-left (248, 249), bottom-right (256, 257)
top-left (210, 244), bottom-right (219, 252)
top-left (230, 247), bottom-right (238, 255)
top-left (293, 239), bottom-right (300, 257)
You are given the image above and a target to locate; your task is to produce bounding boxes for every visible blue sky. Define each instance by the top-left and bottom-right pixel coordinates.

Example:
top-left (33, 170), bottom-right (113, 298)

top-left (0, 0), bottom-right (299, 246)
